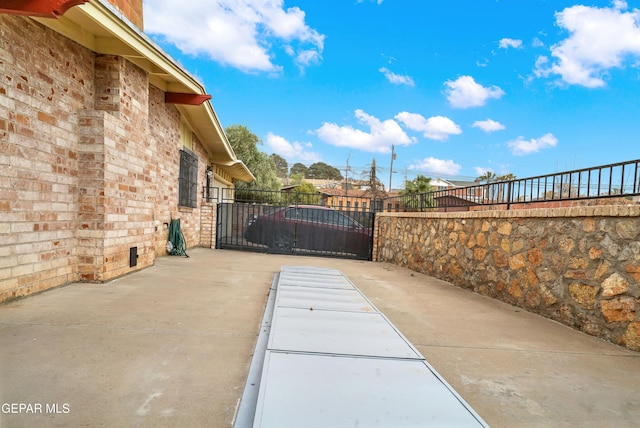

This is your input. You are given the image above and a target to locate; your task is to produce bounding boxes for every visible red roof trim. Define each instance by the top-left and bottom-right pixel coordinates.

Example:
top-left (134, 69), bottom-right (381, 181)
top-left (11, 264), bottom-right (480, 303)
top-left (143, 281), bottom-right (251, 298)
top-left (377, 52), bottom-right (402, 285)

top-left (0, 0), bottom-right (89, 18)
top-left (165, 92), bottom-right (212, 106)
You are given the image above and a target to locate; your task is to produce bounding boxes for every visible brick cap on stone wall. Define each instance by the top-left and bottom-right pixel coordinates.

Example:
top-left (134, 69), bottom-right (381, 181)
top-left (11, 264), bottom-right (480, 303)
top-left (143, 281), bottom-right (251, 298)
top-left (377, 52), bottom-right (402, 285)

top-left (378, 205), bottom-right (640, 219)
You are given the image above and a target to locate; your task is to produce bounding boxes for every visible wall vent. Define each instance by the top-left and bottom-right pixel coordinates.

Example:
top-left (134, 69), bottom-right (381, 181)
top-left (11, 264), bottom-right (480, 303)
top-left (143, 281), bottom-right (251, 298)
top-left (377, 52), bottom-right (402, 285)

top-left (129, 247), bottom-right (138, 267)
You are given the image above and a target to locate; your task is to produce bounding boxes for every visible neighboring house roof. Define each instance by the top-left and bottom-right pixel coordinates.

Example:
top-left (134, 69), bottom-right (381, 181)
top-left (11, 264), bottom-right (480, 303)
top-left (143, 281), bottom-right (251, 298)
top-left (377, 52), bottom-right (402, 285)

top-left (278, 179), bottom-right (341, 189)
top-left (448, 179), bottom-right (478, 188)
top-left (306, 179), bottom-right (343, 189)
top-left (434, 194), bottom-right (482, 205)
top-left (430, 178), bottom-right (454, 187)
top-left (31, 0), bottom-right (254, 183)
top-left (318, 188), bottom-right (383, 199)
top-left (430, 178), bottom-right (456, 191)
top-left (429, 178), bottom-right (479, 189)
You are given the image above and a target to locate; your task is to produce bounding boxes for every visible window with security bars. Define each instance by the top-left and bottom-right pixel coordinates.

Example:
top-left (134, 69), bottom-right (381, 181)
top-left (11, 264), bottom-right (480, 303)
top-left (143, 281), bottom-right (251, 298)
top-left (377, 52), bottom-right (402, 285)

top-left (179, 149), bottom-right (198, 208)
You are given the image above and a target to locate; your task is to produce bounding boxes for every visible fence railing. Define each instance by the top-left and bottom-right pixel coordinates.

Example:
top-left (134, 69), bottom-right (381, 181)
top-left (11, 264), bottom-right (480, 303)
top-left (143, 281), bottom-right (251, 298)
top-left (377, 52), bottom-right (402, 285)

top-left (203, 187), bottom-right (382, 211)
top-left (381, 159), bottom-right (640, 212)
top-left (203, 159), bottom-right (640, 212)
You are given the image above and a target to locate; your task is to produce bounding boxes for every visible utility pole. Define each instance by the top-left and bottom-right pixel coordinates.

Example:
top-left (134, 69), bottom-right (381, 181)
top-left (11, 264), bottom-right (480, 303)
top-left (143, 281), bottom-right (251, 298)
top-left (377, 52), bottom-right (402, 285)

top-left (344, 152), bottom-right (351, 197)
top-left (388, 144), bottom-right (396, 192)
top-left (371, 158), bottom-right (377, 188)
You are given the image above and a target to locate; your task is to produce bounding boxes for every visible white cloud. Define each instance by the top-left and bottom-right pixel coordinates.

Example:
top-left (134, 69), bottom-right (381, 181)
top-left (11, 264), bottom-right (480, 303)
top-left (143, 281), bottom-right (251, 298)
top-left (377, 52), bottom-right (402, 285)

top-left (499, 38), bottom-right (523, 49)
top-left (395, 112), bottom-right (461, 141)
top-left (444, 75), bottom-right (505, 109)
top-left (409, 157), bottom-right (462, 177)
top-left (316, 110), bottom-right (414, 153)
top-left (265, 133), bottom-right (321, 163)
top-left (614, 1), bottom-right (628, 11)
top-left (379, 67), bottom-right (415, 86)
top-left (507, 133), bottom-right (558, 156)
top-left (534, 3), bottom-right (640, 87)
top-left (294, 48), bottom-right (322, 68)
top-left (472, 119), bottom-right (506, 133)
top-left (532, 37), bottom-right (545, 48)
top-left (143, 0), bottom-right (325, 73)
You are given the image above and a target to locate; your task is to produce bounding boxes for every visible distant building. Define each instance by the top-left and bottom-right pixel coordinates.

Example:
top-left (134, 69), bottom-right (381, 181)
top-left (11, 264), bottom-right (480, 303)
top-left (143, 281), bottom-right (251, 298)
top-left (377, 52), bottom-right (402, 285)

top-left (429, 178), bottom-right (455, 191)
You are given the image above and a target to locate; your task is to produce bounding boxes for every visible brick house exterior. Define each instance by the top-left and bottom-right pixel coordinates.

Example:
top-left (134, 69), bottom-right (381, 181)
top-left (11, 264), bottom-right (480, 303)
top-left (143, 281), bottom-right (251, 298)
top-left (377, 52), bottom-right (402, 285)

top-left (0, 0), bottom-right (254, 302)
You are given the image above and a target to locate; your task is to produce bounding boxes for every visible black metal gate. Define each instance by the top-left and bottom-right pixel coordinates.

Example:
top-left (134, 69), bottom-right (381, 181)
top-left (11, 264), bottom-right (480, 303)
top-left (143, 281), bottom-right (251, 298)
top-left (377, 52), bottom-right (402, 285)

top-left (216, 198), bottom-right (374, 261)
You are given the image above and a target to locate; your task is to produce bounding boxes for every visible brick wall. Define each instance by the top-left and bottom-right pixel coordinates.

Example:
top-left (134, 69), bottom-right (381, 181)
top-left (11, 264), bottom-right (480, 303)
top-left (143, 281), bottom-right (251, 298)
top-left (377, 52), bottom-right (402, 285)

top-left (1, 16), bottom-right (94, 300)
top-left (1, 15), bottom-right (222, 301)
top-left (148, 85), bottom-right (207, 256)
top-left (106, 0), bottom-right (144, 30)
top-left (76, 110), bottom-right (106, 282)
top-left (147, 87), bottom-right (213, 257)
top-left (179, 134), bottom-right (208, 249)
top-left (73, 53), bottom-right (156, 282)
top-left (148, 86), bottom-right (179, 255)
top-left (375, 206), bottom-right (640, 352)
top-left (200, 202), bottom-right (216, 249)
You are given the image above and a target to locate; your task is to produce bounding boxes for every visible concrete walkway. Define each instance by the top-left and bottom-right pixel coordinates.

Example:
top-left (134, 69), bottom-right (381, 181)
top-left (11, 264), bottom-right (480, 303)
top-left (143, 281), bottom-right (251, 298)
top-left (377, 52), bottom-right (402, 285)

top-left (1, 248), bottom-right (639, 427)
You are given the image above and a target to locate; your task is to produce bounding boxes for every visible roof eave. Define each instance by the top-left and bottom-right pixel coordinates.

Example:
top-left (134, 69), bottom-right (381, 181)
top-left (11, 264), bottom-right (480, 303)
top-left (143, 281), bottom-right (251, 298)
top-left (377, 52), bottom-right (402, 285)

top-left (217, 160), bottom-right (255, 183)
top-left (32, 0), bottom-right (253, 182)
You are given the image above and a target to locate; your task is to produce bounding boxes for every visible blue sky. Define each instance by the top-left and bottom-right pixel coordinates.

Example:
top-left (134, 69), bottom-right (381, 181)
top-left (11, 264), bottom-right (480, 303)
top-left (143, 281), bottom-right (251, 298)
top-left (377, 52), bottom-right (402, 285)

top-left (143, 0), bottom-right (640, 188)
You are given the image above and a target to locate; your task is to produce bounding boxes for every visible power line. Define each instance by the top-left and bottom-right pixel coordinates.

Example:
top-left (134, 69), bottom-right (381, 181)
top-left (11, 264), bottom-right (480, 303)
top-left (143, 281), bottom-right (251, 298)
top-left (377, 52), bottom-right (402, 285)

top-left (333, 164), bottom-right (477, 183)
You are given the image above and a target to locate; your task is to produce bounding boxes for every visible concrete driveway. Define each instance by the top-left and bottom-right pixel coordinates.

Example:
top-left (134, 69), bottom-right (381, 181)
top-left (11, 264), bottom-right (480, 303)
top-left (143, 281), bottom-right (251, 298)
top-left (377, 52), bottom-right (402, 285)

top-left (1, 248), bottom-right (639, 427)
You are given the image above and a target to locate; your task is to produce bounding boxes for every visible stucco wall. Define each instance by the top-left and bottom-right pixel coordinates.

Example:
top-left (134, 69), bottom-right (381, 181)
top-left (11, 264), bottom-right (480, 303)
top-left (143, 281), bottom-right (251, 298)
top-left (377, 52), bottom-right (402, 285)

top-left (374, 206), bottom-right (640, 352)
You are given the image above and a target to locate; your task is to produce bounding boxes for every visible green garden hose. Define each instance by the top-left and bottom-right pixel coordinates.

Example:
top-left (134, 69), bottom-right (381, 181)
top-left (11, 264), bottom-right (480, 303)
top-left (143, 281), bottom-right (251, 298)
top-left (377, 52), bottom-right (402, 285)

top-left (167, 218), bottom-right (188, 257)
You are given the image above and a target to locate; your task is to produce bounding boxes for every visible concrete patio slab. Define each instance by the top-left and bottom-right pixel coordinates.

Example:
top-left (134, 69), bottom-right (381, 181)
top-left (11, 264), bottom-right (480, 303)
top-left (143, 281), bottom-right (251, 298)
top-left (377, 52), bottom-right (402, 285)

top-left (1, 248), bottom-right (639, 427)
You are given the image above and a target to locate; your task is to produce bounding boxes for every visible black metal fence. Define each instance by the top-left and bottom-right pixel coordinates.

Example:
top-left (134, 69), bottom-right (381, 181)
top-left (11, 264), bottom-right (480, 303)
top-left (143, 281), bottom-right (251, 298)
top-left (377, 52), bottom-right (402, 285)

top-left (203, 159), bottom-right (640, 212)
top-left (203, 187), bottom-right (380, 212)
top-left (213, 189), bottom-right (375, 260)
top-left (382, 159), bottom-right (640, 212)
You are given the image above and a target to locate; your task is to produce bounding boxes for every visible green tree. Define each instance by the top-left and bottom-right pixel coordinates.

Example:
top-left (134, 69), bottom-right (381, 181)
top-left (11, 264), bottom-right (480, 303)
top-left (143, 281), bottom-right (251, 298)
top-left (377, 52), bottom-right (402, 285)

top-left (270, 153), bottom-right (289, 178)
top-left (290, 162), bottom-right (308, 177)
top-left (286, 181), bottom-right (321, 205)
top-left (293, 181), bottom-right (322, 205)
top-left (294, 181), bottom-right (318, 194)
top-left (400, 175), bottom-right (435, 210)
top-left (492, 173), bottom-right (516, 202)
top-left (290, 172), bottom-right (305, 185)
top-left (476, 171), bottom-right (497, 184)
top-left (307, 162), bottom-right (343, 180)
top-left (226, 125), bottom-right (280, 192)
top-left (403, 175), bottom-right (434, 194)
top-left (476, 171), bottom-right (498, 201)
top-left (496, 173), bottom-right (516, 181)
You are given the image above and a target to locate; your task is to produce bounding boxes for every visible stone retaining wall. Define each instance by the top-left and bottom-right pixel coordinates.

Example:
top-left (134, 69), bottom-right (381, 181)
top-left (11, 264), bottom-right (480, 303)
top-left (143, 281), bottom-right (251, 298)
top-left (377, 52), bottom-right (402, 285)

top-left (374, 206), bottom-right (640, 352)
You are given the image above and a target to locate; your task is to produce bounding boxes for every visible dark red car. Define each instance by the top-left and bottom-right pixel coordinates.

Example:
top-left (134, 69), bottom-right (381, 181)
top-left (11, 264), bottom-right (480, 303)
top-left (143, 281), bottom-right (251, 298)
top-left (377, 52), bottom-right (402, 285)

top-left (244, 205), bottom-right (371, 258)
